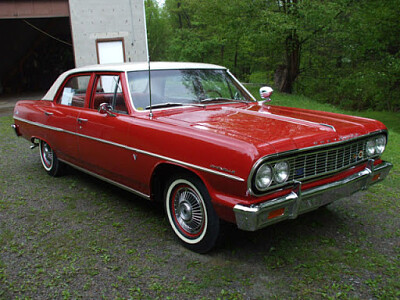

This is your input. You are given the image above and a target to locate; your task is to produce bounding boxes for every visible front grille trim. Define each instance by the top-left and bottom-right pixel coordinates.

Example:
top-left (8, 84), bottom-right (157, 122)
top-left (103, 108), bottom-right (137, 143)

top-left (249, 130), bottom-right (387, 196)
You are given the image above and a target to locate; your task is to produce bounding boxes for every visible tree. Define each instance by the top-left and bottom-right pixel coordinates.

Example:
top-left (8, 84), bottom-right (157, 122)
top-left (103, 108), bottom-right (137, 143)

top-left (147, 0), bottom-right (400, 111)
top-left (252, 0), bottom-right (348, 93)
top-left (295, 0), bottom-right (400, 111)
top-left (145, 0), bottom-right (171, 60)
top-left (163, 0), bottom-right (263, 78)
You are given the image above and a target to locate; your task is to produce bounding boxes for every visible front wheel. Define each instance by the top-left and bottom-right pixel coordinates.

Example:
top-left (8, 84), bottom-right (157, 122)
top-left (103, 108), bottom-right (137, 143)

top-left (39, 140), bottom-right (64, 176)
top-left (164, 174), bottom-right (220, 253)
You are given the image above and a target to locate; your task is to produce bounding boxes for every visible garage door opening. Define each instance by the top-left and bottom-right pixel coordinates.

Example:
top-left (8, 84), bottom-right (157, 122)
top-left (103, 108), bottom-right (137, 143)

top-left (0, 17), bottom-right (74, 96)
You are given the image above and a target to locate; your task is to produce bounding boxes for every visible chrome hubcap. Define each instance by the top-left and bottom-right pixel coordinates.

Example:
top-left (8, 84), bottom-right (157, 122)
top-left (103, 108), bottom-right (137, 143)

top-left (179, 202), bottom-right (192, 222)
top-left (42, 143), bottom-right (53, 167)
top-left (174, 187), bottom-right (204, 235)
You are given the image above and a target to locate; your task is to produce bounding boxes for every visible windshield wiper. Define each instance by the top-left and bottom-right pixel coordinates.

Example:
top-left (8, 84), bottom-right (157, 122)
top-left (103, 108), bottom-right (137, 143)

top-left (146, 102), bottom-right (204, 110)
top-left (199, 97), bottom-right (250, 104)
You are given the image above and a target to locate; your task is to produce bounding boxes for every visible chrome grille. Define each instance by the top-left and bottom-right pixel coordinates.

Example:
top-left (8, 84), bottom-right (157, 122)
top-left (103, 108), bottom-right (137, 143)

top-left (286, 139), bottom-right (366, 182)
top-left (250, 131), bottom-right (387, 195)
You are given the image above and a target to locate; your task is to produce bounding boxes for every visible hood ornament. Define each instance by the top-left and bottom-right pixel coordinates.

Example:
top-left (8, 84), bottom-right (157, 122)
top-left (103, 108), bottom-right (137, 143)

top-left (259, 86), bottom-right (273, 103)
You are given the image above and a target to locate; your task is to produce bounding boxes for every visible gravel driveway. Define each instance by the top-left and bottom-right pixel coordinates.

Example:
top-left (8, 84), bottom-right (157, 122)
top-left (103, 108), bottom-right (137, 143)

top-left (1, 115), bottom-right (399, 299)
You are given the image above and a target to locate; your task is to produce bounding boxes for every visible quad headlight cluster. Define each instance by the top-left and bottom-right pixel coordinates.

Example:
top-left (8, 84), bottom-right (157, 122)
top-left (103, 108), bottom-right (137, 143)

top-left (254, 161), bottom-right (290, 192)
top-left (366, 134), bottom-right (387, 157)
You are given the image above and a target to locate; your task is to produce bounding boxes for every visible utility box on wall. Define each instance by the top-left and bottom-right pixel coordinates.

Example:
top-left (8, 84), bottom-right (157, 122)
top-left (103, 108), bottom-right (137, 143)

top-left (68, 0), bottom-right (147, 67)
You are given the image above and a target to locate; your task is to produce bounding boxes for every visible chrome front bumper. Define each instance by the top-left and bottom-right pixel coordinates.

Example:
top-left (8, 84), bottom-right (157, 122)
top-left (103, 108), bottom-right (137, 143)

top-left (234, 160), bottom-right (393, 231)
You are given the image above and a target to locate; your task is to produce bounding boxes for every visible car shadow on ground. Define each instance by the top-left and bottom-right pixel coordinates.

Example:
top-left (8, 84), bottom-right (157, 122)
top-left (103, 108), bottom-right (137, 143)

top-left (217, 207), bottom-right (341, 253)
top-left (64, 164), bottom-right (344, 257)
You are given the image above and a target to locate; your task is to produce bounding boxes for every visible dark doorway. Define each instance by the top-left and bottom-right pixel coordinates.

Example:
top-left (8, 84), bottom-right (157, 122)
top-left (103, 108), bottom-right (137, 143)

top-left (0, 17), bottom-right (74, 95)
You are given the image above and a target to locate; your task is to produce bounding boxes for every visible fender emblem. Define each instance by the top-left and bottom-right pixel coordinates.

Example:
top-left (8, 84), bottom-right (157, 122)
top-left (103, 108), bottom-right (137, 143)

top-left (210, 165), bottom-right (236, 174)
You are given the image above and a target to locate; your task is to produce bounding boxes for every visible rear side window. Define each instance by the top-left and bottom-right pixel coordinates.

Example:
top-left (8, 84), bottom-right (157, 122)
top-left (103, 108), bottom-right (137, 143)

top-left (57, 75), bottom-right (91, 107)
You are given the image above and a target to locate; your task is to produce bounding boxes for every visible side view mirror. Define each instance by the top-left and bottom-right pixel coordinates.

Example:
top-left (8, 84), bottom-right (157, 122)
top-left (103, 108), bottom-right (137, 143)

top-left (98, 102), bottom-right (116, 117)
top-left (259, 86), bottom-right (273, 103)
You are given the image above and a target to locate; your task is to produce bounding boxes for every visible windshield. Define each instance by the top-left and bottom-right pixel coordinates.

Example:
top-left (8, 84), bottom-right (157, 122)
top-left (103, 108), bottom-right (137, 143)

top-left (127, 69), bottom-right (253, 110)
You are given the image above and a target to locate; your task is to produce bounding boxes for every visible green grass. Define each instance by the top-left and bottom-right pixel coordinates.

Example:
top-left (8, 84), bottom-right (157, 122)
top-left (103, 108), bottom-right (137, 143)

top-left (1, 90), bottom-right (400, 299)
top-left (247, 86), bottom-right (400, 133)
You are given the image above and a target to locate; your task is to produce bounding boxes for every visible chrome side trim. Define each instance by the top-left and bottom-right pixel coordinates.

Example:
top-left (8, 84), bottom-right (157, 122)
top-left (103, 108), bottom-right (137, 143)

top-left (59, 159), bottom-right (151, 200)
top-left (14, 116), bottom-right (64, 132)
top-left (73, 130), bottom-right (245, 181)
top-left (14, 116), bottom-right (245, 182)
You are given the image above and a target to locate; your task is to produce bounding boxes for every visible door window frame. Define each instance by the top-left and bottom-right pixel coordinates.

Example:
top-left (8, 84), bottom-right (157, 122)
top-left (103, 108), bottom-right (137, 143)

top-left (54, 73), bottom-right (95, 109)
top-left (89, 72), bottom-right (132, 115)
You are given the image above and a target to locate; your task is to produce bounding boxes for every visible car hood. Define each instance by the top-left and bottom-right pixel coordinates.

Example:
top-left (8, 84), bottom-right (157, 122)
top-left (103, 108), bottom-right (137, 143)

top-left (156, 103), bottom-right (386, 154)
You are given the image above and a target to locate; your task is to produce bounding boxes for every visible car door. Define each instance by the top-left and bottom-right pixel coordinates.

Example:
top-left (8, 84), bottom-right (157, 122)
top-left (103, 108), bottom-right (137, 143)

top-left (76, 73), bottom-right (138, 188)
top-left (43, 73), bottom-right (93, 164)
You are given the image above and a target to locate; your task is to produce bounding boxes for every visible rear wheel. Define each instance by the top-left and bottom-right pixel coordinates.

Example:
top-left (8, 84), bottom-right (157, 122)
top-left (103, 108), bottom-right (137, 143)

top-left (39, 140), bottom-right (64, 176)
top-left (164, 174), bottom-right (220, 253)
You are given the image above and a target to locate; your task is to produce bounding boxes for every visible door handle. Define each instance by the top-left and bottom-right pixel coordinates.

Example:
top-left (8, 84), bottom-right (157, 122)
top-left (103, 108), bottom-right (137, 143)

top-left (77, 118), bottom-right (88, 123)
top-left (44, 111), bottom-right (53, 116)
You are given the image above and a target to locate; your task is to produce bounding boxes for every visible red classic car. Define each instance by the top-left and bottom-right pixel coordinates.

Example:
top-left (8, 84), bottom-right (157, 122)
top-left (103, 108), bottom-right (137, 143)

top-left (12, 62), bottom-right (392, 253)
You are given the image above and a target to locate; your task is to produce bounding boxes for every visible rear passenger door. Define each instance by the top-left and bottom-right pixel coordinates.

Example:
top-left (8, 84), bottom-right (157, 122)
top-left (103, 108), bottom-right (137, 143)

top-left (76, 73), bottom-right (135, 186)
top-left (45, 73), bottom-right (92, 164)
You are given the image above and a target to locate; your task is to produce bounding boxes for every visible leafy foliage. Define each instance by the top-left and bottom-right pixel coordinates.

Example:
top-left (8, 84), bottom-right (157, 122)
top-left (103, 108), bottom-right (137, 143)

top-left (146, 0), bottom-right (400, 111)
top-left (145, 0), bottom-right (172, 60)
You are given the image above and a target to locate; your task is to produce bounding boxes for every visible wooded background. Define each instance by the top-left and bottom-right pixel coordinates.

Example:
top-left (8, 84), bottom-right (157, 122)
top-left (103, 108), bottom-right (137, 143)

top-left (145, 0), bottom-right (400, 112)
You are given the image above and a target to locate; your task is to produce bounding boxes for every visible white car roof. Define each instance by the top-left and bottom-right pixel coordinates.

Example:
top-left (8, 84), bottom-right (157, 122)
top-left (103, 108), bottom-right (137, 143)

top-left (42, 62), bottom-right (226, 101)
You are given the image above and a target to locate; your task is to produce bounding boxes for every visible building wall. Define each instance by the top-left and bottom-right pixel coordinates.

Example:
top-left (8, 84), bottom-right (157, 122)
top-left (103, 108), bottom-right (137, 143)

top-left (68, 0), bottom-right (147, 67)
top-left (0, 0), bottom-right (69, 19)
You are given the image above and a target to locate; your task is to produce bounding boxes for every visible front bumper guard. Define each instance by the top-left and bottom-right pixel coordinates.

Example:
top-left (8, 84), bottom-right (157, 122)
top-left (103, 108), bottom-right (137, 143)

top-left (234, 160), bottom-right (393, 231)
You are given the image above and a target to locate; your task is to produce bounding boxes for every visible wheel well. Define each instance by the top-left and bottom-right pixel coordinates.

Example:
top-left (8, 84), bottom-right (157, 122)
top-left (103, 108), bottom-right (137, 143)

top-left (30, 137), bottom-right (40, 145)
top-left (150, 163), bottom-right (202, 203)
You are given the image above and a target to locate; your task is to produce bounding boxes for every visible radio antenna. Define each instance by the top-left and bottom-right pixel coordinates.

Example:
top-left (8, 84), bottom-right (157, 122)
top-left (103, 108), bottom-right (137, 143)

top-left (148, 59), bottom-right (153, 118)
top-left (142, 0), bottom-right (153, 118)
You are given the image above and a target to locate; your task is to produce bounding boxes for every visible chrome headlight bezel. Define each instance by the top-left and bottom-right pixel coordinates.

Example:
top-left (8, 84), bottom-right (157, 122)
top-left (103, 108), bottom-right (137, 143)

top-left (273, 161), bottom-right (290, 184)
top-left (366, 139), bottom-right (376, 156)
top-left (253, 161), bottom-right (290, 193)
top-left (254, 163), bottom-right (273, 191)
top-left (366, 134), bottom-right (387, 157)
top-left (375, 135), bottom-right (386, 154)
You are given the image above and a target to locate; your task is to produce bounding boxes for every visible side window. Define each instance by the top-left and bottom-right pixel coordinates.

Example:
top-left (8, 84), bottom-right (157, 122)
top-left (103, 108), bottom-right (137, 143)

top-left (92, 75), bottom-right (128, 114)
top-left (58, 75), bottom-right (90, 107)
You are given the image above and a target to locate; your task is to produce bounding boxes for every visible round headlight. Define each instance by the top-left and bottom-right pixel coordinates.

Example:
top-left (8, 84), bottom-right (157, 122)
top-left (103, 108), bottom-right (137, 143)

top-left (366, 139), bottom-right (376, 156)
top-left (274, 161), bottom-right (289, 183)
top-left (255, 164), bottom-right (272, 191)
top-left (375, 135), bottom-right (386, 154)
